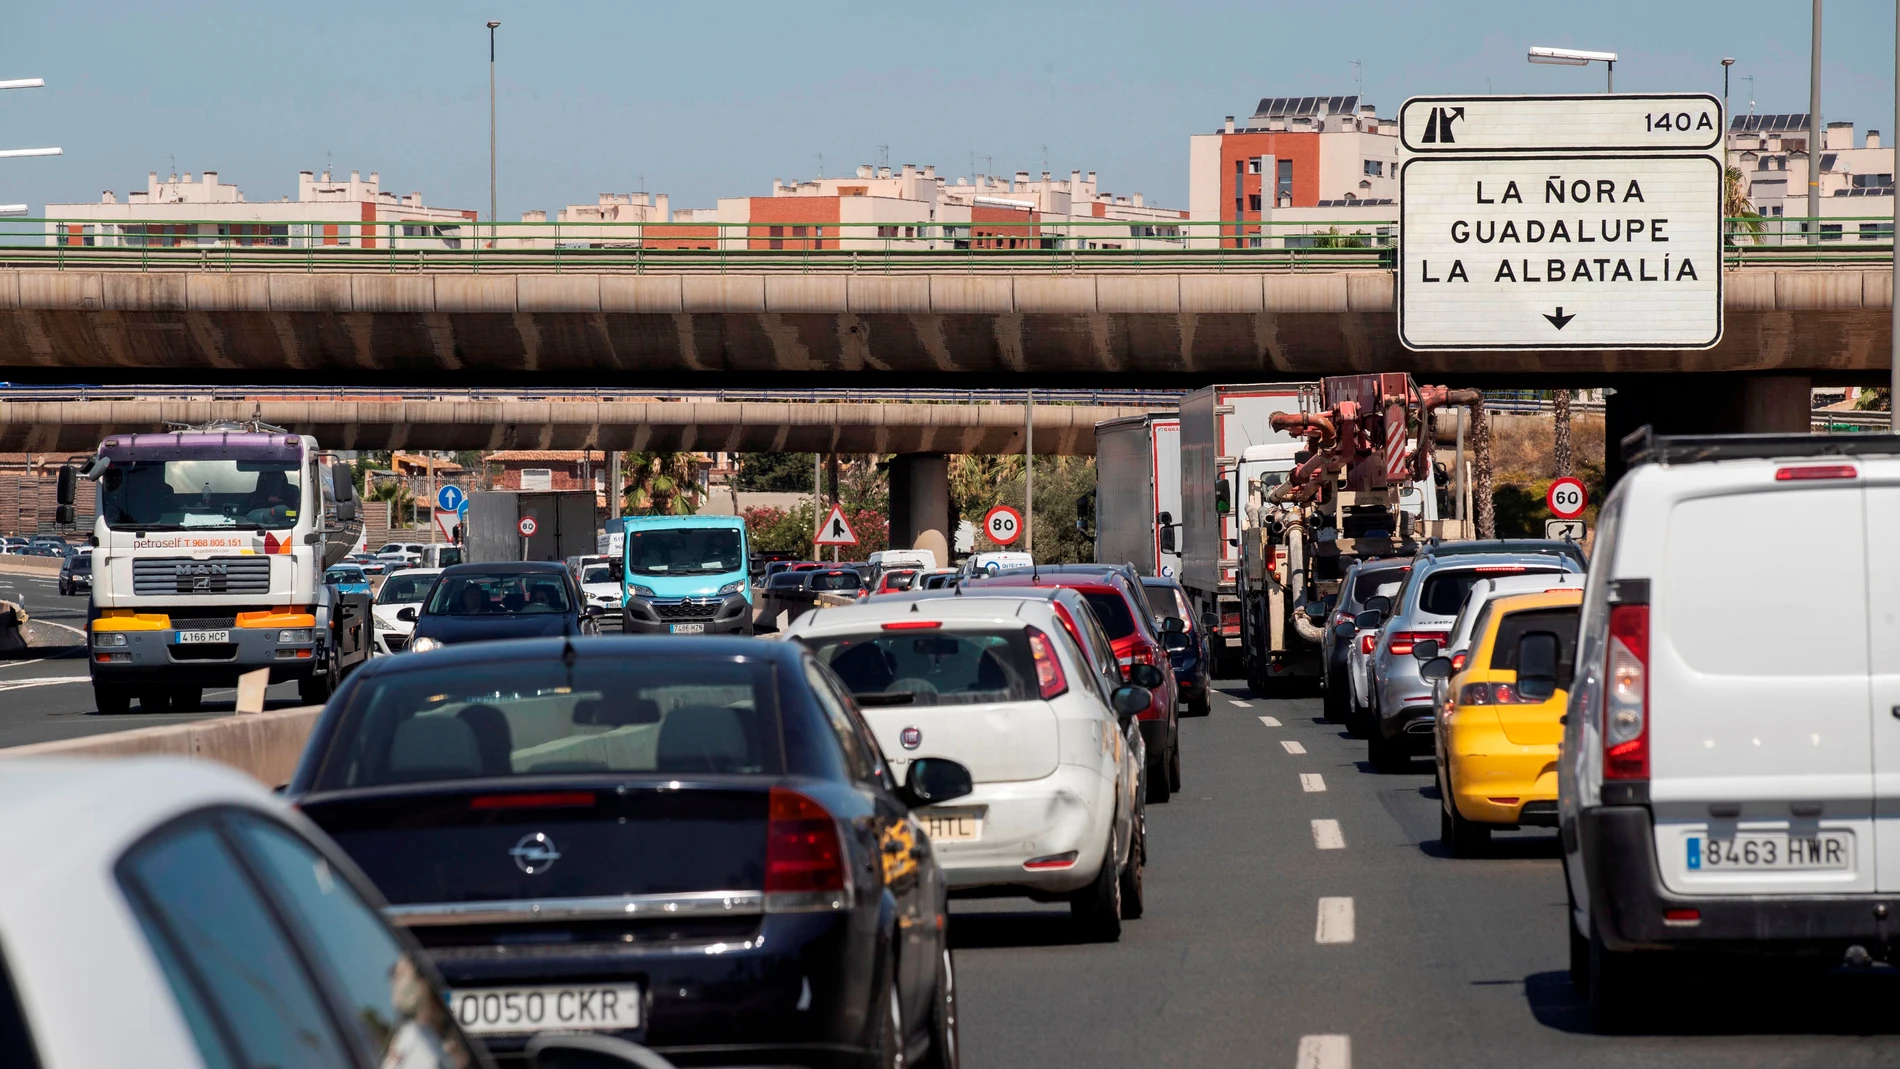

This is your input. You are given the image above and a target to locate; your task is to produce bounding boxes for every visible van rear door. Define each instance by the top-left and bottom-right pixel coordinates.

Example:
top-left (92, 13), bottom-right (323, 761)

top-left (1862, 460), bottom-right (1900, 891)
top-left (1648, 466), bottom-right (1874, 896)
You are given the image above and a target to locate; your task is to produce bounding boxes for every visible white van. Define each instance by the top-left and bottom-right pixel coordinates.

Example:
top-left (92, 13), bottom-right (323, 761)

top-left (1560, 430), bottom-right (1900, 1028)
top-left (961, 551), bottom-right (1033, 577)
top-left (867, 548), bottom-right (938, 573)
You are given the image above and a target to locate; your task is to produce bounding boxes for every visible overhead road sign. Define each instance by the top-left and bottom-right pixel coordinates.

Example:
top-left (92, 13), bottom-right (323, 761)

top-left (983, 505), bottom-right (1024, 546)
top-left (814, 503), bottom-right (858, 546)
top-left (1401, 94), bottom-right (1722, 153)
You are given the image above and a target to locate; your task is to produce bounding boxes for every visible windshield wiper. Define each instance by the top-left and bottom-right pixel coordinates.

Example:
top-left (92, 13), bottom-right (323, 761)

top-left (854, 692), bottom-right (918, 707)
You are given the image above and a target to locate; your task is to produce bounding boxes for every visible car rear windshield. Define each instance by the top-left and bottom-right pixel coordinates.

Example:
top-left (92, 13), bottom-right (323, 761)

top-left (1488, 606), bottom-right (1581, 687)
top-left (581, 565), bottom-right (616, 585)
top-left (314, 658), bottom-right (782, 787)
top-left (1142, 585), bottom-right (1178, 620)
top-left (1080, 591), bottom-right (1138, 639)
top-left (801, 628), bottom-right (1039, 707)
top-left (808, 571), bottom-right (863, 591)
top-left (1353, 566), bottom-right (1410, 605)
top-left (1417, 566), bottom-right (1560, 617)
top-left (426, 572), bottom-right (571, 615)
top-left (374, 572), bottom-right (435, 604)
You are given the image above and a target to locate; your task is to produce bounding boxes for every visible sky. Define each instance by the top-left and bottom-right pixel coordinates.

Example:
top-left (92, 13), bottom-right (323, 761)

top-left (1, 1), bottom-right (1894, 218)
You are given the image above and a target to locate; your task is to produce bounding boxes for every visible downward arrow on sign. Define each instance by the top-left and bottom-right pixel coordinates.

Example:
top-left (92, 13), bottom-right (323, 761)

top-left (1544, 307), bottom-right (1576, 330)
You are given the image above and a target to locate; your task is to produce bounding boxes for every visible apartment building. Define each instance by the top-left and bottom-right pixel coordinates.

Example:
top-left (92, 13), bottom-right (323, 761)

top-left (1729, 115), bottom-right (1894, 243)
top-left (1186, 95), bottom-right (1401, 248)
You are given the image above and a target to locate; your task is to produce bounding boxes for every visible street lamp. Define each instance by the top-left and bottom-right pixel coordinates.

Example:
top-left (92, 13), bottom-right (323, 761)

top-left (1, 77), bottom-right (59, 218)
top-left (1722, 57), bottom-right (1735, 120)
top-left (487, 20), bottom-right (500, 249)
top-left (1528, 46), bottom-right (1619, 93)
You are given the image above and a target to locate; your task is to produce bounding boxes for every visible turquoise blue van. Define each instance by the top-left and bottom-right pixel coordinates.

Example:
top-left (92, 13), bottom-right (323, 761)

top-left (612, 515), bottom-right (754, 635)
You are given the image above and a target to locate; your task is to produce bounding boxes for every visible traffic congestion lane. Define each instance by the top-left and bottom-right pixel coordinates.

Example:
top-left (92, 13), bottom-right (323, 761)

top-left (953, 681), bottom-right (1900, 1069)
top-left (0, 572), bottom-right (308, 748)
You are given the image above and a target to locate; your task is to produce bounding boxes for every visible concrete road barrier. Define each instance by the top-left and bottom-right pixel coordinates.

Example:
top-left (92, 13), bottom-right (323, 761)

top-left (0, 600), bottom-right (25, 652)
top-left (0, 705), bottom-right (324, 788)
top-left (0, 556), bottom-right (63, 577)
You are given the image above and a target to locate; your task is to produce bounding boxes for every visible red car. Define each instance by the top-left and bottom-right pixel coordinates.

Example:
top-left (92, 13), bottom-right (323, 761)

top-left (873, 567), bottom-right (920, 594)
top-left (966, 565), bottom-right (1181, 803)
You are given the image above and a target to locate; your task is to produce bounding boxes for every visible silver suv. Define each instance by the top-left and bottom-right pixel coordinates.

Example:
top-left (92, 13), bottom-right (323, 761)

top-left (1367, 545), bottom-right (1582, 772)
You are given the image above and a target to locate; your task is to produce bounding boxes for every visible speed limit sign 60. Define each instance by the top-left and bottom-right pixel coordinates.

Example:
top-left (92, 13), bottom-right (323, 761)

top-left (1546, 477), bottom-right (1587, 520)
top-left (983, 505), bottom-right (1023, 546)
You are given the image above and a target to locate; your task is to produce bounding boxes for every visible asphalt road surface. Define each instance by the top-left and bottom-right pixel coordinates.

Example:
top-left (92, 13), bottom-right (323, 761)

top-left (0, 572), bottom-right (306, 748)
top-left (952, 682), bottom-right (1900, 1069)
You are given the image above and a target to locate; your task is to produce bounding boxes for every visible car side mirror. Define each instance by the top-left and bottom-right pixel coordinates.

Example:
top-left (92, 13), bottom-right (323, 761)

top-left (1411, 639), bottom-right (1440, 662)
top-left (1332, 621), bottom-right (1356, 640)
top-left (1162, 631), bottom-right (1192, 652)
top-left (1516, 631), bottom-right (1562, 703)
top-left (396, 607), bottom-right (418, 622)
top-left (749, 557), bottom-right (764, 578)
top-left (527, 1032), bottom-right (680, 1069)
top-left (1126, 662), bottom-right (1165, 689)
top-left (585, 605), bottom-right (605, 617)
top-left (1159, 526), bottom-right (1177, 553)
top-left (1419, 656), bottom-right (1453, 681)
top-left (56, 464), bottom-right (76, 507)
top-left (901, 757), bottom-right (974, 809)
top-left (1364, 595), bottom-right (1392, 615)
top-left (1200, 611), bottom-right (1219, 630)
top-left (1303, 601), bottom-right (1328, 623)
top-left (1161, 615), bottom-right (1186, 633)
top-left (1353, 610), bottom-right (1383, 630)
top-left (1109, 684), bottom-right (1149, 727)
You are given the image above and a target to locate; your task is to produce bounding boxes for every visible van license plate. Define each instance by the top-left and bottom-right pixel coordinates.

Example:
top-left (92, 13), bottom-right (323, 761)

top-left (669, 622), bottom-right (706, 634)
top-left (1687, 832), bottom-right (1852, 871)
top-left (175, 630), bottom-right (230, 644)
top-left (450, 983), bottom-right (641, 1035)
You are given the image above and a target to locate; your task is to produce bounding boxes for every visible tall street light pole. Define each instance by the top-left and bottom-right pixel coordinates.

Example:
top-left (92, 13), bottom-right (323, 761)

top-left (1528, 47), bottom-right (1618, 94)
top-left (487, 21), bottom-right (500, 249)
top-left (1809, 1), bottom-right (1822, 245)
top-left (1722, 57), bottom-right (1735, 123)
top-left (1892, 0), bottom-right (1898, 426)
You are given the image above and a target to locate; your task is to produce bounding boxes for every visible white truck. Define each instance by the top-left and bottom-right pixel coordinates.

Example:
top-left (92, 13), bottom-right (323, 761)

top-left (60, 423), bottom-right (372, 714)
top-left (1092, 413), bottom-right (1183, 578)
top-left (1178, 382), bottom-right (1318, 673)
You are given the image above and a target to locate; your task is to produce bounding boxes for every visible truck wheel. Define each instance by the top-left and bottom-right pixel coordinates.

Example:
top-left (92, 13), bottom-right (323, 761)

top-left (299, 648), bottom-right (340, 705)
top-left (93, 684), bottom-right (132, 715)
top-left (169, 686), bottom-right (203, 713)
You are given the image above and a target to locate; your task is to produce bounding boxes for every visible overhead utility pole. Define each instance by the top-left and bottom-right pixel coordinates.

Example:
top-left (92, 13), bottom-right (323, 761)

top-left (1809, 1), bottom-right (1823, 245)
top-left (487, 21), bottom-right (501, 249)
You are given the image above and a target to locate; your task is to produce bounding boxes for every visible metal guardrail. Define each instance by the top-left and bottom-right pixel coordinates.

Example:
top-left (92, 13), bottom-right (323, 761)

top-left (0, 384), bottom-right (1187, 407)
top-left (2, 215), bottom-right (1890, 274)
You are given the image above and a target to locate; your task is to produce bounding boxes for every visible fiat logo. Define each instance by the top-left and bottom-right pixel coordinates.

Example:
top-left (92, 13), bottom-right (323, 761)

top-left (899, 726), bottom-right (922, 750)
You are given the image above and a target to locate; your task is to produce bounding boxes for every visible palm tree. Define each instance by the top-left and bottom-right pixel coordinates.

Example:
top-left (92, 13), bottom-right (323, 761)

top-left (1724, 167), bottom-right (1764, 246)
top-left (366, 479), bottom-right (417, 526)
top-left (621, 452), bottom-right (704, 515)
top-left (1551, 389), bottom-right (1574, 478)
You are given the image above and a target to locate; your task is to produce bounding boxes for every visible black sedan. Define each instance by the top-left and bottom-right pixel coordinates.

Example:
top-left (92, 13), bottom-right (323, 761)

top-left (403, 561), bottom-right (601, 653)
top-left (1139, 576), bottom-right (1209, 716)
top-left (287, 636), bottom-right (969, 1068)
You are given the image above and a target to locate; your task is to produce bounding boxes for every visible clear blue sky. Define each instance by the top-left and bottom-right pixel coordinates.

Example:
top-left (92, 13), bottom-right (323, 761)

top-left (1, 1), bottom-right (1893, 217)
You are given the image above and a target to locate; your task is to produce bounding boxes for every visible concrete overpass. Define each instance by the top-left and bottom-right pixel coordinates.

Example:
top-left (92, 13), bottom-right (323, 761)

top-left (0, 266), bottom-right (1889, 384)
top-left (0, 398), bottom-right (1149, 455)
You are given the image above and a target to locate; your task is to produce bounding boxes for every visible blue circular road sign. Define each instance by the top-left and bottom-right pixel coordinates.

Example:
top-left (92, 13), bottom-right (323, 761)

top-left (437, 485), bottom-right (466, 512)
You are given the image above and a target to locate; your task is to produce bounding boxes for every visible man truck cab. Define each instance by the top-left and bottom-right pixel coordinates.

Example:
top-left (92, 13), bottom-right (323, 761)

top-left (613, 515), bottom-right (754, 635)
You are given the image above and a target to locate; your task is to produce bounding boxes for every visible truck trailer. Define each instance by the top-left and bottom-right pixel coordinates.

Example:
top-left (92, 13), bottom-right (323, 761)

top-left (464, 490), bottom-right (599, 564)
top-left (1093, 413), bottom-right (1182, 578)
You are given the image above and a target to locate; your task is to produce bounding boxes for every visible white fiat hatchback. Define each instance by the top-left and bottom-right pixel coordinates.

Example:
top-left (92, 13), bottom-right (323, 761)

top-left (785, 594), bottom-right (1153, 940)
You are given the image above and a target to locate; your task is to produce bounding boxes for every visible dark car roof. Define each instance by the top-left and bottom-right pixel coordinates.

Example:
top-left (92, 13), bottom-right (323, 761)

top-left (352, 635), bottom-right (788, 684)
top-left (1421, 539), bottom-right (1586, 566)
top-left (436, 560), bottom-right (571, 576)
top-left (1138, 575), bottom-right (1185, 590)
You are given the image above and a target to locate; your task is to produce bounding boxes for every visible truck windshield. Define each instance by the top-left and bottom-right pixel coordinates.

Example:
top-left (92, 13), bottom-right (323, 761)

top-left (99, 460), bottom-right (302, 531)
top-left (625, 528), bottom-right (743, 577)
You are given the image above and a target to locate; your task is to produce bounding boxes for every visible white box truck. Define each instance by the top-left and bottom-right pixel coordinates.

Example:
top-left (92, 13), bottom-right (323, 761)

top-left (1093, 414), bottom-right (1183, 578)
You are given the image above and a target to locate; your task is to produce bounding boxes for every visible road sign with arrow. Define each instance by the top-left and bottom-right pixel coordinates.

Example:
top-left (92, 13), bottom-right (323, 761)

top-left (814, 503), bottom-right (858, 546)
top-left (1397, 94), bottom-right (1723, 352)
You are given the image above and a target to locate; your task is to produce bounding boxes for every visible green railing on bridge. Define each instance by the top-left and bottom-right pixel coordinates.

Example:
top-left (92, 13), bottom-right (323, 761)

top-left (0, 215), bottom-right (1890, 274)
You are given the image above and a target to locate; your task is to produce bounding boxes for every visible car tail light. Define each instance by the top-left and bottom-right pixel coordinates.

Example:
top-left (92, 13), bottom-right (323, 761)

top-left (1602, 603), bottom-right (1650, 780)
top-left (1474, 566), bottom-right (1528, 574)
top-left (765, 788), bottom-right (849, 909)
top-left (1387, 631), bottom-right (1448, 657)
top-left (1775, 464), bottom-right (1857, 481)
top-left (1456, 682), bottom-right (1552, 705)
top-left (1663, 908), bottom-right (1701, 924)
top-left (1358, 633), bottom-right (1377, 655)
top-left (1026, 626), bottom-right (1069, 700)
top-left (1450, 651), bottom-right (1467, 672)
top-left (1129, 646), bottom-right (1156, 667)
top-left (882, 620), bottom-right (941, 630)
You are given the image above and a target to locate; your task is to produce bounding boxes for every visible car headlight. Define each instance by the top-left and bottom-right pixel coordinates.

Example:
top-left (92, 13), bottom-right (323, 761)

top-left (93, 632), bottom-right (128, 648)
top-left (372, 615), bottom-right (392, 631)
top-left (278, 629), bottom-right (313, 644)
top-left (717, 580), bottom-right (744, 596)
top-left (629, 584), bottom-right (656, 598)
top-left (409, 636), bottom-right (443, 653)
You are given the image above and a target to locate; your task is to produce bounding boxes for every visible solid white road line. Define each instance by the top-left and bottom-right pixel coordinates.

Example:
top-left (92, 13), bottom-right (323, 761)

top-left (1300, 773), bottom-right (1327, 792)
top-left (1296, 1034), bottom-right (1351, 1069)
top-left (42, 620), bottom-right (85, 636)
top-left (1280, 740), bottom-right (1306, 755)
top-left (1311, 819), bottom-right (1346, 850)
top-left (1315, 897), bottom-right (1355, 944)
top-left (1257, 715), bottom-right (1282, 727)
top-left (0, 676), bottom-right (90, 693)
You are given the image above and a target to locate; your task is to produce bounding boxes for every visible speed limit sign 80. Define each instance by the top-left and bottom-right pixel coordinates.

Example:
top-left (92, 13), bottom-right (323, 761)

top-left (983, 505), bottom-right (1023, 546)
top-left (1546, 477), bottom-right (1587, 520)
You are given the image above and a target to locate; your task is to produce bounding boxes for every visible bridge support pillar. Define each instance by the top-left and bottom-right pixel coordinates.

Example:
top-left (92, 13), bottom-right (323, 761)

top-left (1605, 373), bottom-right (1812, 486)
top-left (888, 453), bottom-right (951, 566)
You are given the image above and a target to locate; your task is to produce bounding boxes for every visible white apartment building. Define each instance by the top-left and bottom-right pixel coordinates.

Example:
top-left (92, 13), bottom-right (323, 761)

top-left (1187, 95), bottom-right (1401, 249)
top-left (45, 169), bottom-right (478, 249)
top-left (1729, 115), bottom-right (1895, 244)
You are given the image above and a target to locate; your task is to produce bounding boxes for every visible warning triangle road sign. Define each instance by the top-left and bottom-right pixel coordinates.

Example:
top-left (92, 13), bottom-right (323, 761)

top-left (813, 502), bottom-right (859, 546)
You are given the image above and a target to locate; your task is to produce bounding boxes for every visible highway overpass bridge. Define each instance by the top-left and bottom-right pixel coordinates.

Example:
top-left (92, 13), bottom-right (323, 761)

top-left (0, 264), bottom-right (1888, 385)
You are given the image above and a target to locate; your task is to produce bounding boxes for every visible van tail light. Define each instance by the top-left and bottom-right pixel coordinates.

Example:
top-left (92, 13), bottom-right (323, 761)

top-left (1775, 464), bottom-right (1857, 481)
top-left (1603, 604), bottom-right (1650, 781)
top-left (765, 788), bottom-right (849, 911)
top-left (1358, 633), bottom-right (1377, 655)
top-left (1387, 631), bottom-right (1447, 657)
top-left (1026, 626), bottom-right (1069, 700)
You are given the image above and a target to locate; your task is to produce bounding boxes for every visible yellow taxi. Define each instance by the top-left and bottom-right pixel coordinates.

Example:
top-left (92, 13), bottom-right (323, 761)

top-left (1428, 588), bottom-right (1583, 856)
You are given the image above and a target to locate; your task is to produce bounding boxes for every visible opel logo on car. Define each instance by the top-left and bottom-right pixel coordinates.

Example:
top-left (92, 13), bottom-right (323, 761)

top-left (900, 726), bottom-right (922, 750)
top-left (509, 832), bottom-right (561, 874)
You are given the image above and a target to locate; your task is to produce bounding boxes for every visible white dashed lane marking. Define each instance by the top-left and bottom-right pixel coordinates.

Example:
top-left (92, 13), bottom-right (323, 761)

top-left (1300, 773), bottom-right (1327, 792)
top-left (1311, 819), bottom-right (1346, 850)
top-left (1258, 715), bottom-right (1282, 727)
top-left (1280, 740), bottom-right (1306, 755)
top-left (1230, 699), bottom-right (1252, 708)
top-left (1316, 897), bottom-right (1355, 944)
top-left (1297, 1034), bottom-right (1351, 1069)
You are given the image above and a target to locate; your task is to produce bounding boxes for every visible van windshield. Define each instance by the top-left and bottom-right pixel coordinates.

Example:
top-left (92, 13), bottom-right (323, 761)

top-left (626, 528), bottom-right (743, 577)
top-left (801, 629), bottom-right (1038, 707)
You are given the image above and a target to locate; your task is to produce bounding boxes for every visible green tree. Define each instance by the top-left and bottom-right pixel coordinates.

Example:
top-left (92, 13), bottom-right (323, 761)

top-left (1311, 226), bottom-right (1370, 249)
top-left (366, 478), bottom-right (419, 526)
top-left (737, 453), bottom-right (818, 492)
top-left (1724, 167), bottom-right (1764, 246)
top-left (973, 456), bottom-right (1097, 563)
top-left (621, 452), bottom-right (703, 515)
